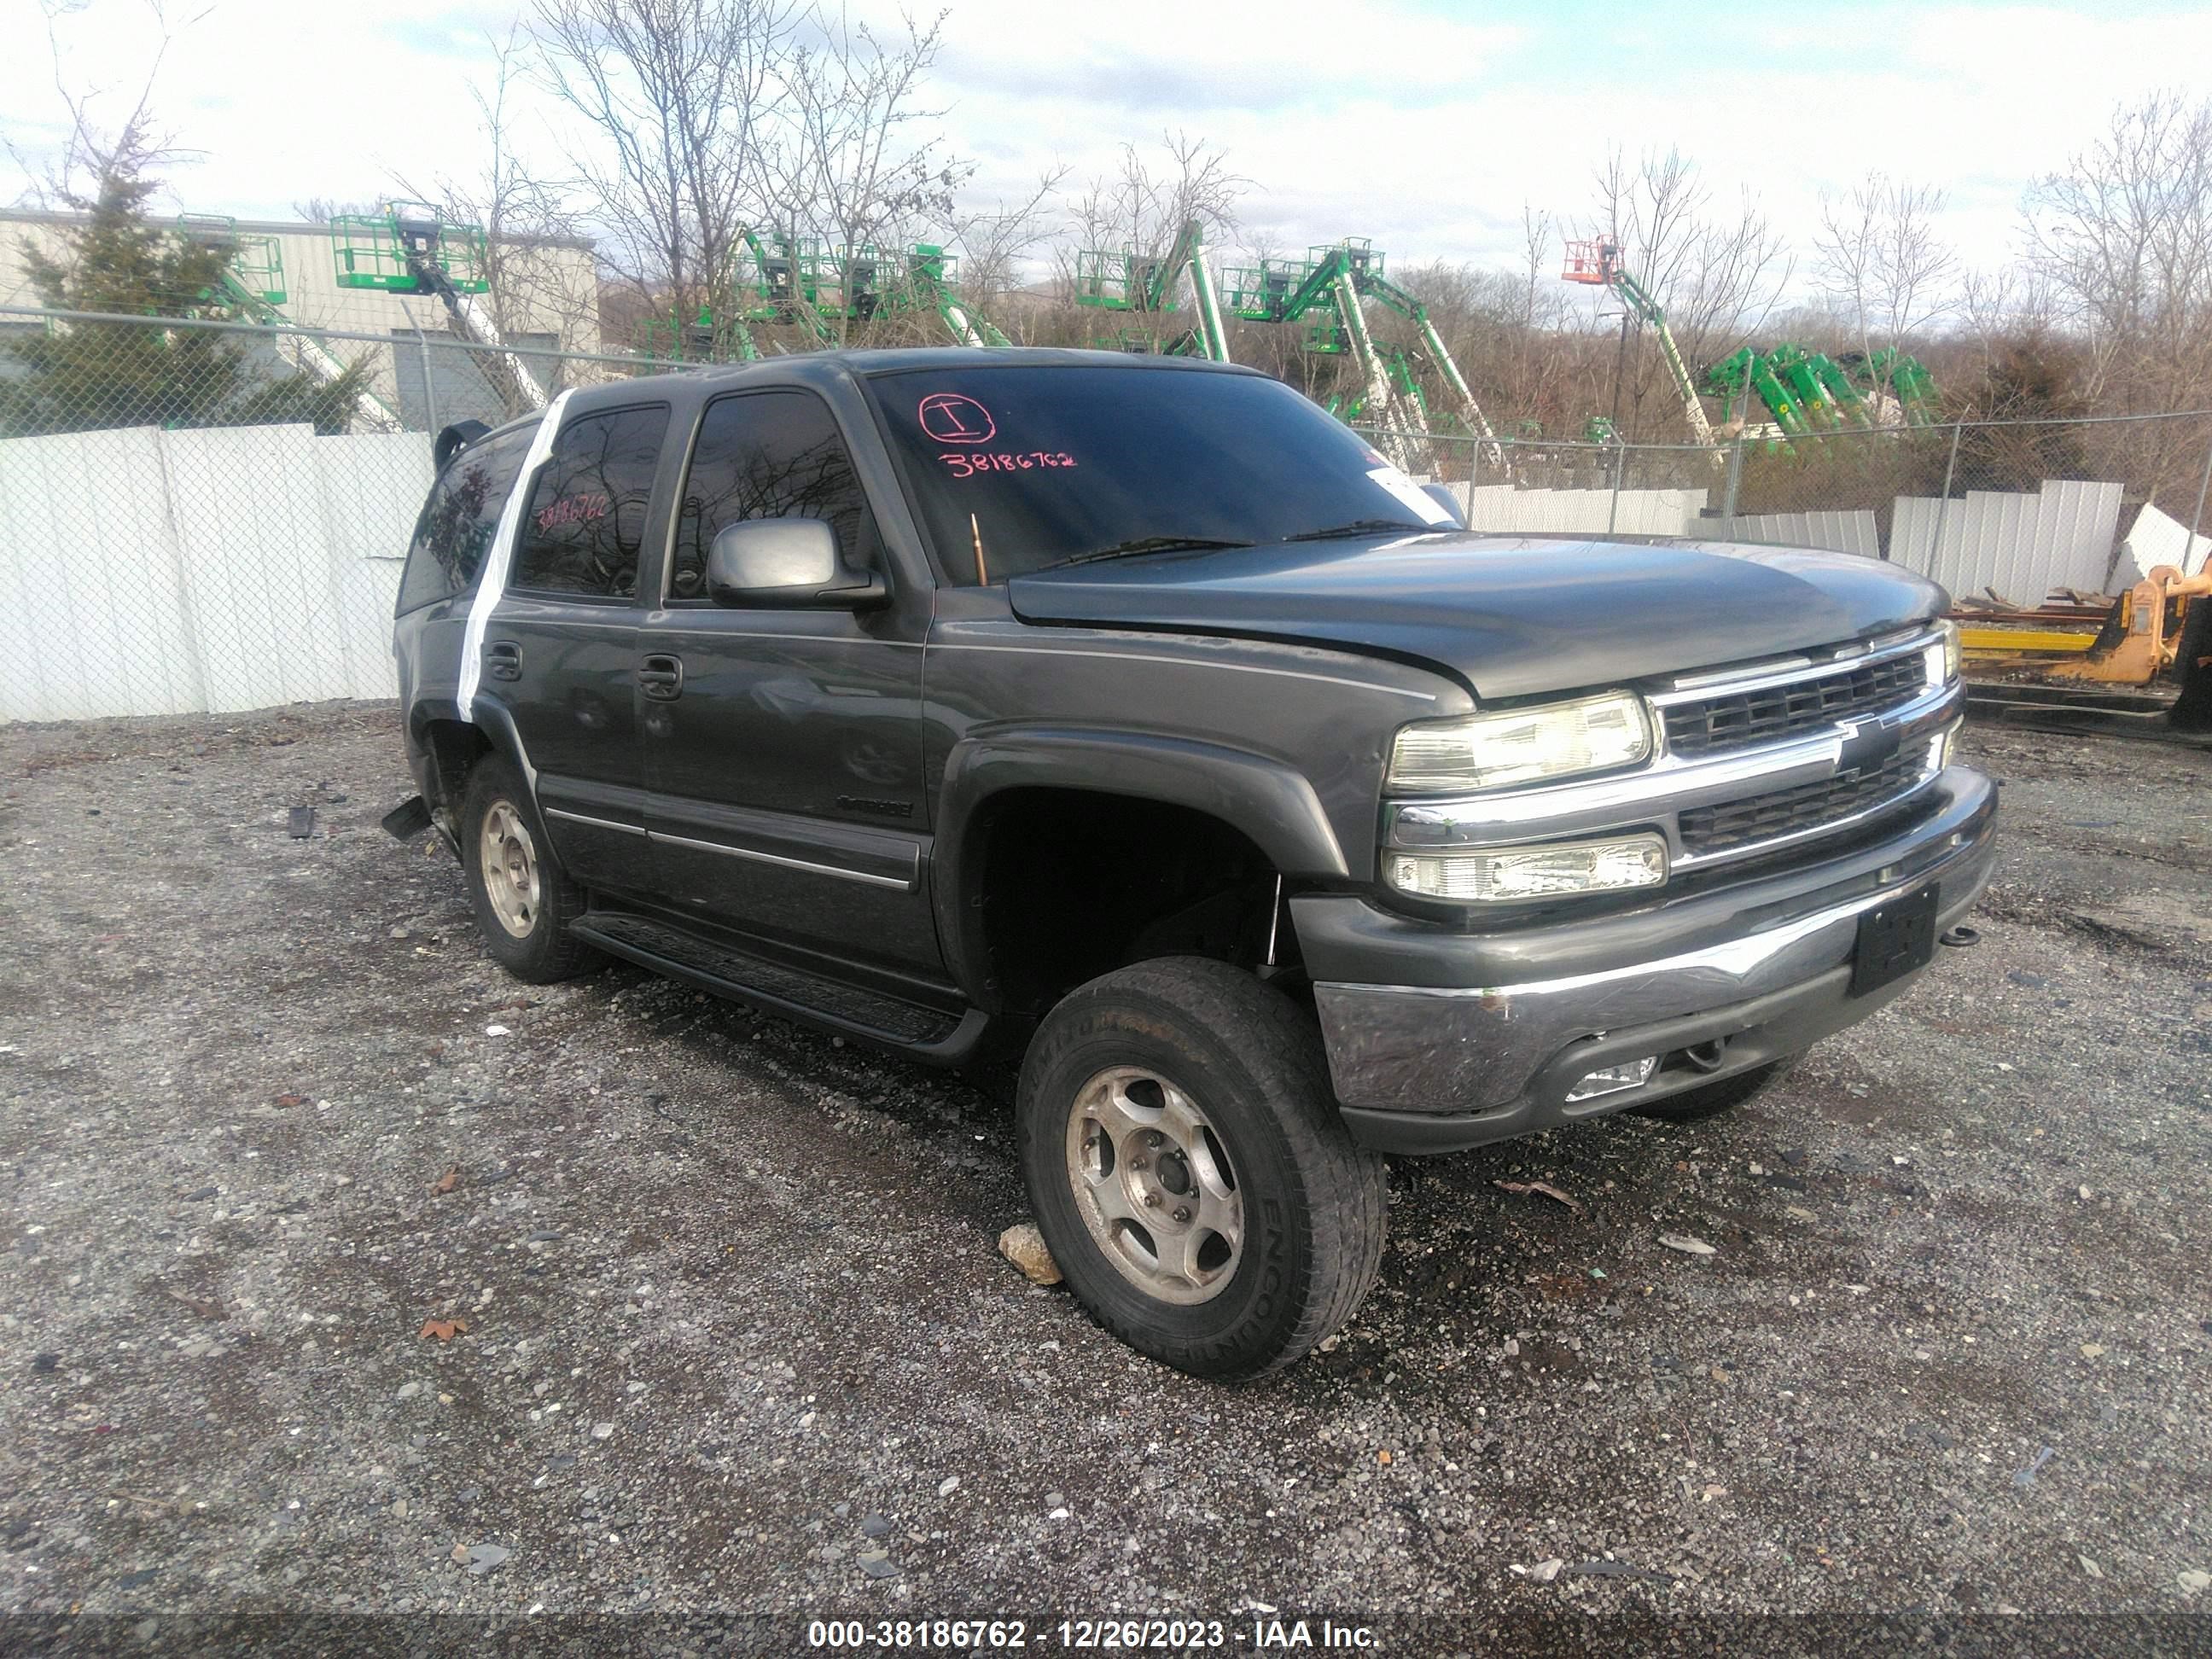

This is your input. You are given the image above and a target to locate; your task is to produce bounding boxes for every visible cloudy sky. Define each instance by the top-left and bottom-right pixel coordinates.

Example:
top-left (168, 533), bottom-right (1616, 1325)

top-left (3, 0), bottom-right (2202, 293)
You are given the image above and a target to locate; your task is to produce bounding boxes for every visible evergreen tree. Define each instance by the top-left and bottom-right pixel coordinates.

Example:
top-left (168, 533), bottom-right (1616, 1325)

top-left (2, 119), bottom-right (370, 437)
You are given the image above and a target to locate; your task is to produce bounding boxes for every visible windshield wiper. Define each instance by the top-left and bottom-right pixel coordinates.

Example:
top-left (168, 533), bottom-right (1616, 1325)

top-left (1047, 535), bottom-right (1254, 569)
top-left (1280, 518), bottom-right (1431, 543)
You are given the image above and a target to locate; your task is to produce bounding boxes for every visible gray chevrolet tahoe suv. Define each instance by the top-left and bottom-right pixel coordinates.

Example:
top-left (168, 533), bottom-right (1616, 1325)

top-left (387, 349), bottom-right (1995, 1378)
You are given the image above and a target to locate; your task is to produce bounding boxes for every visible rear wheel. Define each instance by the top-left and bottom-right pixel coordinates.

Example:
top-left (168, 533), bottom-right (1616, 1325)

top-left (460, 756), bottom-right (601, 984)
top-left (1016, 957), bottom-right (1388, 1379)
top-left (1633, 1056), bottom-right (1797, 1123)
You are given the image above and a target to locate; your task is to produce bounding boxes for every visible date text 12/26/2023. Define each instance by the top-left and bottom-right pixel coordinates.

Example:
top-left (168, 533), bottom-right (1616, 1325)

top-left (806, 1616), bottom-right (1380, 1650)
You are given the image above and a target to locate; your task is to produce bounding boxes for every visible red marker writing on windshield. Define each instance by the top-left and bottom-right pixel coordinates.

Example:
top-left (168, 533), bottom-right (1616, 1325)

top-left (918, 393), bottom-right (996, 445)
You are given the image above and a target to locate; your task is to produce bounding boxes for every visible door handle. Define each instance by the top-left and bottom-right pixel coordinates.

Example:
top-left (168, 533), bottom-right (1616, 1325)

top-left (485, 640), bottom-right (522, 682)
top-left (637, 654), bottom-right (684, 701)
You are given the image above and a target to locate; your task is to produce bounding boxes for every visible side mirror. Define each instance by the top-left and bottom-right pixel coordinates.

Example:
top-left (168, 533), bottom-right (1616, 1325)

top-left (706, 519), bottom-right (887, 609)
top-left (1420, 481), bottom-right (1468, 529)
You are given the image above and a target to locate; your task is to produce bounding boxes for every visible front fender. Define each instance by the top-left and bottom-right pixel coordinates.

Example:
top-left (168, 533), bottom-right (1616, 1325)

top-left (931, 725), bottom-right (1348, 1006)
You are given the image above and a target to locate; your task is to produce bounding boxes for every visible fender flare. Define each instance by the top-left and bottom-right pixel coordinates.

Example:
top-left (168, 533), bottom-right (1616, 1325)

top-left (931, 726), bottom-right (1349, 1007)
top-left (406, 694), bottom-right (536, 809)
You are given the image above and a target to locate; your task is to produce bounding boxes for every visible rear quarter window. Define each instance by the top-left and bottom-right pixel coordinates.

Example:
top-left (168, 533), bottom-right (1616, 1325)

top-left (509, 405), bottom-right (671, 600)
top-left (396, 425), bottom-right (536, 615)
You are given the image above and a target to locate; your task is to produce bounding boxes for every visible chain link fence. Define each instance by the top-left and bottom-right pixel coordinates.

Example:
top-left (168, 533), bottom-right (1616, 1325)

top-left (4, 302), bottom-right (2209, 723)
top-left (0, 304), bottom-right (712, 723)
top-left (1370, 410), bottom-right (2212, 603)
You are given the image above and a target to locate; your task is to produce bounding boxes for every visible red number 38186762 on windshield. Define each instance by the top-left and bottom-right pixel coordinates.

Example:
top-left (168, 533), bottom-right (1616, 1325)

top-left (939, 451), bottom-right (1077, 478)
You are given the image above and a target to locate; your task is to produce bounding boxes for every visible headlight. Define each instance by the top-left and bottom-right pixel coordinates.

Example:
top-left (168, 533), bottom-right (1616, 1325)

top-left (1388, 832), bottom-right (1668, 903)
top-left (1925, 620), bottom-right (1961, 686)
top-left (1387, 691), bottom-right (1651, 794)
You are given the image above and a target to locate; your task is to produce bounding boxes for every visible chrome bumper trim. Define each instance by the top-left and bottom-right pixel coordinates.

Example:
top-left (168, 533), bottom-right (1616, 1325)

top-left (1315, 805), bottom-right (1995, 1117)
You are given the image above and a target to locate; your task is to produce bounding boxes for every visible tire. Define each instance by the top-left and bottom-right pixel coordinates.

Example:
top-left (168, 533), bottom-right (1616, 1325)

top-left (1016, 957), bottom-right (1388, 1380)
top-left (1633, 1056), bottom-right (1797, 1123)
top-left (459, 754), bottom-right (602, 984)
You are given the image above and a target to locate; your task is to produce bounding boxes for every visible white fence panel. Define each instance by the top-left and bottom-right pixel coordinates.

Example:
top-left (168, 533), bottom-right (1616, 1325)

top-left (1705, 509), bottom-right (1881, 556)
top-left (2042, 480), bottom-right (2126, 591)
top-left (2122, 501), bottom-right (2208, 578)
top-left (0, 428), bottom-right (203, 720)
top-left (1456, 484), bottom-right (1705, 538)
top-left (0, 422), bottom-right (431, 722)
top-left (1889, 479), bottom-right (2126, 599)
top-left (161, 425), bottom-right (354, 712)
top-left (1890, 497), bottom-right (1940, 577)
top-left (317, 434), bottom-right (432, 701)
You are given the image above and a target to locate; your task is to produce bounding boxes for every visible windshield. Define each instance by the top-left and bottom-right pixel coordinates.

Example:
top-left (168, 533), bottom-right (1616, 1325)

top-left (862, 364), bottom-right (1453, 585)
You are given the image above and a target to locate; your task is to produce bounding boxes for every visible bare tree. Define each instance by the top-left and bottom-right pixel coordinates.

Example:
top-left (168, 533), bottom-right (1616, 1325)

top-left (532, 0), bottom-right (803, 341)
top-left (1062, 132), bottom-right (1248, 284)
top-left (946, 165), bottom-right (1067, 312)
top-left (1813, 170), bottom-right (1957, 405)
top-left (1499, 204), bottom-right (1600, 431)
top-left (10, 0), bottom-right (203, 217)
top-left (1586, 146), bottom-right (1792, 439)
top-left (781, 5), bottom-right (967, 343)
top-left (392, 26), bottom-right (598, 352)
top-left (288, 196), bottom-right (380, 225)
top-left (1955, 265), bottom-right (2023, 385)
top-left (2023, 90), bottom-right (2212, 411)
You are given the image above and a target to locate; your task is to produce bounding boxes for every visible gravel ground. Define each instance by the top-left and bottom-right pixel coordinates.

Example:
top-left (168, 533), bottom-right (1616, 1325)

top-left (1, 705), bottom-right (2209, 1645)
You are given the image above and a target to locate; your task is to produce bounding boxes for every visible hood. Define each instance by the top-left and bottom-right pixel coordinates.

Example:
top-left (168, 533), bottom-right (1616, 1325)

top-left (1006, 532), bottom-right (1947, 701)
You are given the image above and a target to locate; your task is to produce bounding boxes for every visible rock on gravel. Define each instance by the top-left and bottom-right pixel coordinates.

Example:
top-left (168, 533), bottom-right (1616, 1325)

top-left (997, 1222), bottom-right (1062, 1285)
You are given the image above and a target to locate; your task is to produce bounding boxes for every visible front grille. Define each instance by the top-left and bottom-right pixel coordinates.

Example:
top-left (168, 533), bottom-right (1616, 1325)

top-left (1679, 739), bottom-right (1932, 857)
top-left (1663, 652), bottom-right (1929, 758)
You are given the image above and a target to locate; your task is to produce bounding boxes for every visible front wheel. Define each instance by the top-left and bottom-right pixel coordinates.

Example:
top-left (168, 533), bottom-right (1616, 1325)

top-left (1016, 957), bottom-right (1388, 1379)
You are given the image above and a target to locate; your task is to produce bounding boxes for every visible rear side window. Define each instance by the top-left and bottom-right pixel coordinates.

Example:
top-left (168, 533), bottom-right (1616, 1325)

top-left (395, 425), bottom-right (534, 614)
top-left (671, 389), bottom-right (878, 599)
top-left (510, 405), bottom-right (671, 599)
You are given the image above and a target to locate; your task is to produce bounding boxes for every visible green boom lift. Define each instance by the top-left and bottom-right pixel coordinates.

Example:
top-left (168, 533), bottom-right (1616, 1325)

top-left (1702, 346), bottom-right (1809, 439)
top-left (655, 232), bottom-right (1008, 358)
top-left (1227, 238), bottom-right (1503, 473)
top-left (638, 306), bottom-right (762, 364)
top-left (1763, 343), bottom-right (1872, 429)
top-left (1072, 218), bottom-right (1230, 362)
top-left (1839, 348), bottom-right (1941, 425)
top-left (1562, 237), bottom-right (1720, 462)
top-left (636, 229), bottom-right (833, 356)
top-left (177, 215), bottom-right (405, 434)
top-left (1805, 349), bottom-right (1873, 423)
top-left (1703, 341), bottom-right (1935, 439)
top-left (1265, 241), bottom-right (1428, 469)
top-left (1223, 254), bottom-right (1345, 355)
top-left (900, 245), bottom-right (1010, 348)
top-left (1351, 262), bottom-right (1505, 469)
top-left (737, 229), bottom-right (840, 346)
top-left (332, 202), bottom-right (548, 411)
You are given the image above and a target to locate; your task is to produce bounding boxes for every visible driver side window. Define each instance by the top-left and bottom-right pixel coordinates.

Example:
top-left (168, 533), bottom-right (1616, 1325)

top-left (510, 404), bottom-right (670, 599)
top-left (671, 389), bottom-right (878, 600)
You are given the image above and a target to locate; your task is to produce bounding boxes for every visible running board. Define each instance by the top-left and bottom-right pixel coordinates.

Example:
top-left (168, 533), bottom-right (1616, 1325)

top-left (572, 912), bottom-right (990, 1062)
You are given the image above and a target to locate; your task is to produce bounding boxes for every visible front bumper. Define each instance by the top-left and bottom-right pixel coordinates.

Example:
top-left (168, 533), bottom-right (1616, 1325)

top-left (1300, 766), bottom-right (1997, 1155)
